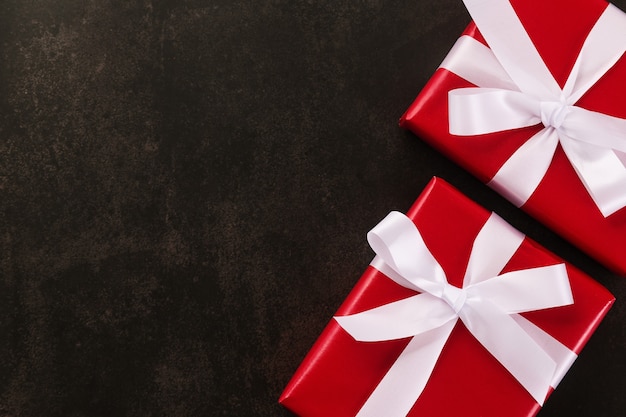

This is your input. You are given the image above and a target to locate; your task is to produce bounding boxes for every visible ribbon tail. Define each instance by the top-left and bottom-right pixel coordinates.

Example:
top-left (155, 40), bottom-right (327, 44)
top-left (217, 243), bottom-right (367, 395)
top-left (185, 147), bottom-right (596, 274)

top-left (461, 301), bottom-right (556, 405)
top-left (334, 294), bottom-right (457, 342)
top-left (488, 128), bottom-right (560, 207)
top-left (559, 135), bottom-right (626, 216)
top-left (354, 320), bottom-right (457, 417)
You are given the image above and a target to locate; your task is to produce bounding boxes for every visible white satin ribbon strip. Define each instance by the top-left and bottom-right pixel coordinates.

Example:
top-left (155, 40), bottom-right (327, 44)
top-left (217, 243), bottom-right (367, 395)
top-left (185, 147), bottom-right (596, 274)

top-left (462, 211), bottom-right (524, 286)
top-left (439, 36), bottom-right (519, 91)
top-left (441, 1), bottom-right (626, 217)
top-left (488, 129), bottom-right (561, 207)
top-left (335, 211), bottom-right (575, 417)
top-left (512, 315), bottom-right (578, 388)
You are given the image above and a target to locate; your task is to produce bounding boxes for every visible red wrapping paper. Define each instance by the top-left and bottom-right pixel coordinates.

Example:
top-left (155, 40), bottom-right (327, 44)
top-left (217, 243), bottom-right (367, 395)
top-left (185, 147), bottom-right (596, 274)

top-left (279, 177), bottom-right (614, 417)
top-left (400, 0), bottom-right (626, 275)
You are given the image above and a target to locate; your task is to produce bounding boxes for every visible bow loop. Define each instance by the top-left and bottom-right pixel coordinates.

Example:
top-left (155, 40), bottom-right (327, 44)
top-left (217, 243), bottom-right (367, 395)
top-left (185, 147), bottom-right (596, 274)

top-left (367, 211), bottom-right (447, 290)
top-left (448, 88), bottom-right (541, 135)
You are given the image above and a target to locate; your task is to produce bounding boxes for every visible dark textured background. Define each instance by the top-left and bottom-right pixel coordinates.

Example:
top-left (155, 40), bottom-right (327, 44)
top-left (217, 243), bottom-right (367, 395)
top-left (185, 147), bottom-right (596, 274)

top-left (0, 0), bottom-right (624, 416)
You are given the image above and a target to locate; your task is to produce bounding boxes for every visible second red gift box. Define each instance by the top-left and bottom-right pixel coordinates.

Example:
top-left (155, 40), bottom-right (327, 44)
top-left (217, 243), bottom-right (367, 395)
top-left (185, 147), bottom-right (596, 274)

top-left (279, 177), bottom-right (614, 417)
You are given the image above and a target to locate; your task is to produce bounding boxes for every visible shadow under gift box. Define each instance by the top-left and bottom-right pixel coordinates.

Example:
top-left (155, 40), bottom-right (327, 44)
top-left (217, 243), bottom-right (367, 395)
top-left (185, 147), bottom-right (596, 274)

top-left (279, 177), bottom-right (614, 417)
top-left (400, 0), bottom-right (626, 275)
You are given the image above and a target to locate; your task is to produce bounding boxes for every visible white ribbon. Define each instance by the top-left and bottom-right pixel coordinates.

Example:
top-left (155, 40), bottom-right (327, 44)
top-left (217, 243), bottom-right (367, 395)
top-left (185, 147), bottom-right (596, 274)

top-left (443, 0), bottom-right (626, 217)
top-left (334, 212), bottom-right (576, 417)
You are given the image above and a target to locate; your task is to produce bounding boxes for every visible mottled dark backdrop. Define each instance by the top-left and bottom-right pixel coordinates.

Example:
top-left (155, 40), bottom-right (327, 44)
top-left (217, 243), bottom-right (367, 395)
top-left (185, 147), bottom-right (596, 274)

top-left (0, 1), bottom-right (624, 416)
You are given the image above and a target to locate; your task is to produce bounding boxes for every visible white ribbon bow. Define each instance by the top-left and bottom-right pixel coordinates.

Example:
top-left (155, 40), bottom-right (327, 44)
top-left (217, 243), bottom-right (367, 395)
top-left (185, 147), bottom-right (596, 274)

top-left (444, 0), bottom-right (626, 217)
top-left (335, 212), bottom-right (576, 417)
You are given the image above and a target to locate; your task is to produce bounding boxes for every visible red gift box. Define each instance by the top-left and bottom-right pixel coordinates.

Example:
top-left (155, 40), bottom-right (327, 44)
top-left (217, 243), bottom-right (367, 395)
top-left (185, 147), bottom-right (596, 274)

top-left (400, 0), bottom-right (626, 275)
top-left (279, 177), bottom-right (614, 417)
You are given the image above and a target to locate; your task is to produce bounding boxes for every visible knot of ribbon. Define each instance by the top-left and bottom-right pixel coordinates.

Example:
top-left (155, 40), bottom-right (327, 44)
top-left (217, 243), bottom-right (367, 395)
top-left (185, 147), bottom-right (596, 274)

top-left (441, 283), bottom-right (466, 314)
top-left (444, 0), bottom-right (626, 217)
top-left (335, 211), bottom-right (576, 417)
top-left (540, 100), bottom-right (572, 130)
